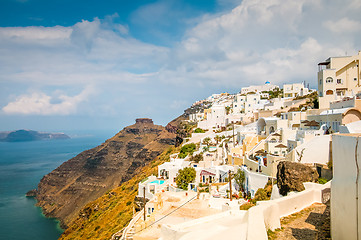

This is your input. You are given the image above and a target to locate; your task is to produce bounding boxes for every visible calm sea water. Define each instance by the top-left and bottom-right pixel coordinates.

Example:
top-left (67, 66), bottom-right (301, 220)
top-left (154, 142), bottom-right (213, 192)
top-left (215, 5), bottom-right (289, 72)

top-left (0, 130), bottom-right (115, 240)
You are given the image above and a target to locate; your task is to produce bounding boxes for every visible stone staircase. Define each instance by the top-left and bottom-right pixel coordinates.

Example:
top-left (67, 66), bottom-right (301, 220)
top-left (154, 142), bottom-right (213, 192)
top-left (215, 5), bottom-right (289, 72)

top-left (125, 225), bottom-right (135, 240)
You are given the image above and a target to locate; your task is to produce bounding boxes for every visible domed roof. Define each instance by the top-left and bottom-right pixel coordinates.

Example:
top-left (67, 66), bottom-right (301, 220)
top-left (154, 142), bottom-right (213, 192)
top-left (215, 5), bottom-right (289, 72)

top-left (265, 81), bottom-right (270, 84)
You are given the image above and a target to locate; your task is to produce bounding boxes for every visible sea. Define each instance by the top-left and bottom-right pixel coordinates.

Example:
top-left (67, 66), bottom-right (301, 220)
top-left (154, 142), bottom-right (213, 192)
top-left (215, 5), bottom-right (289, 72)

top-left (0, 130), bottom-right (116, 240)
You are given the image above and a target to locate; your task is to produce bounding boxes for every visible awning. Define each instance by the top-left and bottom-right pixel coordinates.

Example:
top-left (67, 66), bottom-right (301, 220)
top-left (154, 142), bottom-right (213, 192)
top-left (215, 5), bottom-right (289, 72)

top-left (200, 170), bottom-right (216, 176)
top-left (318, 61), bottom-right (330, 66)
top-left (275, 144), bottom-right (287, 148)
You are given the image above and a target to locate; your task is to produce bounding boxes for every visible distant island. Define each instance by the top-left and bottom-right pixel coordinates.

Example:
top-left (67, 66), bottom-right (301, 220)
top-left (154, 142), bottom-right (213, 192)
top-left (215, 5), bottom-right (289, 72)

top-left (0, 129), bottom-right (70, 142)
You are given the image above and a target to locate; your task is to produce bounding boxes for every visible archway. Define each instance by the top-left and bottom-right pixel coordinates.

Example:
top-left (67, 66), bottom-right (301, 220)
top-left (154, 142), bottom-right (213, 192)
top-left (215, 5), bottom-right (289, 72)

top-left (326, 90), bottom-right (334, 95)
top-left (269, 126), bottom-right (275, 134)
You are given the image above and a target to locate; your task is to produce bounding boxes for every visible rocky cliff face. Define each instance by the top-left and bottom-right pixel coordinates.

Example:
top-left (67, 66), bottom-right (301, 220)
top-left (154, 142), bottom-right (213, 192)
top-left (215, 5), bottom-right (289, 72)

top-left (34, 118), bottom-right (176, 228)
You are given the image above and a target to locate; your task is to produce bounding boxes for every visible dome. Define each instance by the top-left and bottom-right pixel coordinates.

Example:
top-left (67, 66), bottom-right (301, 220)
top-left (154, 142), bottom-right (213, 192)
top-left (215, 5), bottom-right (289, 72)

top-left (265, 81), bottom-right (270, 84)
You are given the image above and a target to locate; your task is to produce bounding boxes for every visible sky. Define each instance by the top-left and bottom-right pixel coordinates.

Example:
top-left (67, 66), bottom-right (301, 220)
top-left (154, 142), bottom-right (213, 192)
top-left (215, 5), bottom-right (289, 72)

top-left (0, 0), bottom-right (360, 132)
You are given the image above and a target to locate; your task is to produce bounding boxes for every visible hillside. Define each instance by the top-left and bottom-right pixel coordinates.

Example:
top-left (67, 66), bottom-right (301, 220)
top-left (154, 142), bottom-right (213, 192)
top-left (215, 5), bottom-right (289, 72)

top-left (32, 118), bottom-right (176, 228)
top-left (60, 146), bottom-right (179, 239)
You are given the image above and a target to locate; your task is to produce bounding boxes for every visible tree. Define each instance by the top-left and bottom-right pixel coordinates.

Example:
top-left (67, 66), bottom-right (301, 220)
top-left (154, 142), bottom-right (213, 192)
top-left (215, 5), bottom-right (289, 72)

top-left (175, 167), bottom-right (196, 190)
top-left (214, 135), bottom-right (221, 144)
top-left (233, 169), bottom-right (245, 192)
top-left (190, 153), bottom-right (203, 163)
top-left (296, 148), bottom-right (305, 162)
top-left (203, 137), bottom-right (211, 146)
top-left (225, 106), bottom-right (232, 115)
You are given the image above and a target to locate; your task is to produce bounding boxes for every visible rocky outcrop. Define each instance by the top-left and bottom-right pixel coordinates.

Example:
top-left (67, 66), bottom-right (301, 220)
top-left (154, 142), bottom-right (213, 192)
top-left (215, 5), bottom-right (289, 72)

top-left (26, 189), bottom-right (38, 197)
top-left (277, 161), bottom-right (318, 196)
top-left (34, 119), bottom-right (176, 228)
top-left (136, 118), bottom-right (153, 124)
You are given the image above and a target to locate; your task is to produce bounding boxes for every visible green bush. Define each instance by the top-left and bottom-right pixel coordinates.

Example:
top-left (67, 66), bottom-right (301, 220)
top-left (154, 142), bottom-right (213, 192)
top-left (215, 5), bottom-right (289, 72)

top-left (178, 143), bottom-right (196, 158)
top-left (253, 182), bottom-right (272, 203)
top-left (318, 178), bottom-right (328, 184)
top-left (254, 188), bottom-right (269, 202)
top-left (175, 167), bottom-right (196, 190)
top-left (194, 128), bottom-right (206, 133)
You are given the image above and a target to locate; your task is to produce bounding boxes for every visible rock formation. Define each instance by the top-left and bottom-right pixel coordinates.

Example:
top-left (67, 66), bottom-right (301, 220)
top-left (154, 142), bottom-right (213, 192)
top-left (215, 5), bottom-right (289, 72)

top-left (0, 129), bottom-right (70, 142)
top-left (33, 118), bottom-right (176, 228)
top-left (277, 161), bottom-right (319, 196)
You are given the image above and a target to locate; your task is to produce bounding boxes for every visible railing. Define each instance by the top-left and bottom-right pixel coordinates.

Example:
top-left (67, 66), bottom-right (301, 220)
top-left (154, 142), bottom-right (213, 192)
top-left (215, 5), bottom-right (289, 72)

top-left (111, 208), bottom-right (144, 240)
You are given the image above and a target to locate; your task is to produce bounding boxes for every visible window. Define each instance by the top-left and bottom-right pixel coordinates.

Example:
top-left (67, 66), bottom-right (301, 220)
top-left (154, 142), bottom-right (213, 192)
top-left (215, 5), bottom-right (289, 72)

top-left (337, 79), bottom-right (342, 84)
top-left (326, 77), bottom-right (333, 83)
top-left (320, 79), bottom-right (322, 85)
top-left (355, 78), bottom-right (358, 81)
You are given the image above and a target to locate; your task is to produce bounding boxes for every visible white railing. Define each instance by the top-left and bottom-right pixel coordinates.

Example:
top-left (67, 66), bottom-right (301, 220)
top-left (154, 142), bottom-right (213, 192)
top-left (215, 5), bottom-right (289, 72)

top-left (112, 208), bottom-right (144, 240)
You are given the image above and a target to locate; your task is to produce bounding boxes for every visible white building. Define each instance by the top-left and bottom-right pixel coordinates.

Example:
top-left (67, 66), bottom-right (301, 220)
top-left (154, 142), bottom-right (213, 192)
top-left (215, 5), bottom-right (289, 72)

top-left (158, 158), bottom-right (190, 185)
top-left (241, 166), bottom-right (269, 198)
top-left (318, 51), bottom-right (361, 109)
top-left (233, 93), bottom-right (269, 114)
top-left (197, 104), bottom-right (226, 129)
top-left (240, 81), bottom-right (279, 95)
top-left (283, 83), bottom-right (309, 98)
top-left (189, 112), bottom-right (204, 122)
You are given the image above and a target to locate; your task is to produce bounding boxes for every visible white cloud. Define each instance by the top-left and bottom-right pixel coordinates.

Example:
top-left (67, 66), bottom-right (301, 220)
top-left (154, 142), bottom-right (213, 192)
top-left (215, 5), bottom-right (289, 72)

top-left (323, 18), bottom-right (361, 33)
top-left (2, 87), bottom-right (94, 115)
top-left (0, 0), bottom-right (360, 124)
top-left (0, 18), bottom-right (169, 87)
top-left (0, 26), bottom-right (71, 40)
top-left (158, 0), bottom-right (359, 89)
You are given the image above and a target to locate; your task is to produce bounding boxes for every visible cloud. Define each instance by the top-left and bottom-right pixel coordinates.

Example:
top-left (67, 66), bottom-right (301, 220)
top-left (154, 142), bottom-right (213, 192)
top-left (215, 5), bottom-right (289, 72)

top-left (2, 87), bottom-right (94, 115)
top-left (323, 18), bottom-right (361, 33)
top-left (0, 0), bottom-right (360, 127)
top-left (158, 0), bottom-right (359, 89)
top-left (0, 18), bottom-right (168, 86)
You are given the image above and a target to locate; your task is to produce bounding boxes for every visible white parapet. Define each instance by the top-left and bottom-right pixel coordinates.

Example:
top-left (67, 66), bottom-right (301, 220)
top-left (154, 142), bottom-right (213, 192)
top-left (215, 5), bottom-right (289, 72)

top-left (159, 181), bottom-right (330, 240)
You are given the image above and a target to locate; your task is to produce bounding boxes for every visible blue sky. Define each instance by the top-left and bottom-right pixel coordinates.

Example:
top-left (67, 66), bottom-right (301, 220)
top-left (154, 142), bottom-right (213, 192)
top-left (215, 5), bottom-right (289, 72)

top-left (0, 0), bottom-right (360, 132)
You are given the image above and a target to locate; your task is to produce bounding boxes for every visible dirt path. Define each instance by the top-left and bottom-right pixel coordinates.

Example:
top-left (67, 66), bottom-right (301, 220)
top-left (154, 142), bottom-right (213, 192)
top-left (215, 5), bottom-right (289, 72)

top-left (268, 201), bottom-right (331, 240)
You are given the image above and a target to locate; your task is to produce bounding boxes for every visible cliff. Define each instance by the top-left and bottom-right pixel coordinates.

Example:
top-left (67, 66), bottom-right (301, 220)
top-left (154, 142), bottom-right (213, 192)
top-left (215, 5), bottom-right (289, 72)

top-left (0, 129), bottom-right (70, 142)
top-left (33, 118), bottom-right (176, 228)
top-left (60, 146), bottom-right (178, 240)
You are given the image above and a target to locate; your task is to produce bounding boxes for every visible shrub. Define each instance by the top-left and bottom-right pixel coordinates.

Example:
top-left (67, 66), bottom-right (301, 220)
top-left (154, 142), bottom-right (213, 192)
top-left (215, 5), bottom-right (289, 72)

top-left (178, 143), bottom-right (196, 158)
top-left (253, 181), bottom-right (272, 202)
top-left (194, 128), bottom-right (206, 133)
top-left (233, 169), bottom-right (245, 193)
top-left (253, 188), bottom-right (269, 202)
top-left (239, 202), bottom-right (255, 210)
top-left (318, 178), bottom-right (328, 184)
top-left (175, 167), bottom-right (196, 190)
top-left (190, 153), bottom-right (203, 163)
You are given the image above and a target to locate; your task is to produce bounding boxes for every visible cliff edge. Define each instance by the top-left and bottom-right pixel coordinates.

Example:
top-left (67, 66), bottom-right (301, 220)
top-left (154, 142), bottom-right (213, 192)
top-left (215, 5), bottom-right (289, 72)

top-left (33, 118), bottom-right (176, 228)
